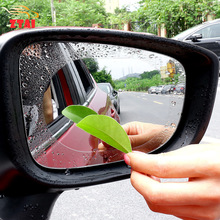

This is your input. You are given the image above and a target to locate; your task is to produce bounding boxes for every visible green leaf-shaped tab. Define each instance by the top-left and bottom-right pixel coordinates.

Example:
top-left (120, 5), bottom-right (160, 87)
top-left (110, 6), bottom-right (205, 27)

top-left (62, 105), bottom-right (97, 123)
top-left (77, 115), bottom-right (132, 153)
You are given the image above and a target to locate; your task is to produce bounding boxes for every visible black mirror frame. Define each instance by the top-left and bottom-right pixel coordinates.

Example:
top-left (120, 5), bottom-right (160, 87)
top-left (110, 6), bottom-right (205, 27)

top-left (0, 27), bottom-right (219, 194)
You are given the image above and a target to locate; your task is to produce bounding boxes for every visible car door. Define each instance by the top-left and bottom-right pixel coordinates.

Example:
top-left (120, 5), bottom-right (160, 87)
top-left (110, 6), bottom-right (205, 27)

top-left (185, 23), bottom-right (220, 59)
top-left (33, 43), bottom-right (122, 168)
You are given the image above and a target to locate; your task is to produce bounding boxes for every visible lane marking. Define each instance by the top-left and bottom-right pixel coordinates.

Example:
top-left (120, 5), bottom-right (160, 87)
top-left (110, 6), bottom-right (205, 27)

top-left (153, 101), bottom-right (163, 105)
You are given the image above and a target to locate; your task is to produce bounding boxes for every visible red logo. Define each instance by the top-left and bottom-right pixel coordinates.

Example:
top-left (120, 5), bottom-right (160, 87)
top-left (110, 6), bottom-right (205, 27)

top-left (4, 5), bottom-right (39, 29)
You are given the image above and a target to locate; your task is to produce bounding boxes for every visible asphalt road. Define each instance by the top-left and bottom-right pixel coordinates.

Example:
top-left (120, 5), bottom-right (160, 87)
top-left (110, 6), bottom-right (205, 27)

top-left (119, 91), bottom-right (184, 126)
top-left (50, 88), bottom-right (220, 220)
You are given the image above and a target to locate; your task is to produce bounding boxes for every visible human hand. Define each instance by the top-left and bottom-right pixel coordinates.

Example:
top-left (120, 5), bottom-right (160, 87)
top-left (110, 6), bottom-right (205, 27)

top-left (122, 121), bottom-right (173, 152)
top-left (124, 144), bottom-right (220, 220)
top-left (98, 121), bottom-right (173, 153)
top-left (98, 121), bottom-right (165, 152)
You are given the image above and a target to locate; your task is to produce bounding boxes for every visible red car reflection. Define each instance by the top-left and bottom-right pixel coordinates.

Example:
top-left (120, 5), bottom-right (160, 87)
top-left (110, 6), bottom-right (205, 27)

top-left (29, 46), bottom-right (122, 168)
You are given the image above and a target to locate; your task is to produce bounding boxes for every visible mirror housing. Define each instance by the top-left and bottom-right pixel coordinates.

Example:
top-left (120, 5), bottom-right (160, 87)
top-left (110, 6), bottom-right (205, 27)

top-left (0, 27), bottom-right (218, 194)
top-left (113, 90), bottom-right (118, 96)
top-left (187, 33), bottom-right (203, 42)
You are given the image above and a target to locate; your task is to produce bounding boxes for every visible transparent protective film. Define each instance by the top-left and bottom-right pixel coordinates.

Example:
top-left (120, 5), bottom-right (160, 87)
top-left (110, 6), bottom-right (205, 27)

top-left (20, 42), bottom-right (185, 168)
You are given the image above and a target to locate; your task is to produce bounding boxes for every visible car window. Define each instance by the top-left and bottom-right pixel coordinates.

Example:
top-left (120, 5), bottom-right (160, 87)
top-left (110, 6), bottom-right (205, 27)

top-left (74, 60), bottom-right (95, 95)
top-left (173, 23), bottom-right (204, 39)
top-left (194, 23), bottom-right (220, 38)
top-left (98, 84), bottom-right (111, 94)
top-left (163, 85), bottom-right (170, 89)
top-left (51, 65), bottom-right (78, 118)
top-left (63, 44), bottom-right (95, 100)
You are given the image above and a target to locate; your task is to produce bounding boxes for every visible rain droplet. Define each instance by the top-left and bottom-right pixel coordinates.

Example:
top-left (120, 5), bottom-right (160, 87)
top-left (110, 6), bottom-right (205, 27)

top-left (170, 123), bottom-right (176, 128)
top-left (65, 169), bottom-right (71, 176)
top-left (171, 101), bottom-right (176, 106)
top-left (22, 83), bottom-right (28, 88)
top-left (41, 75), bottom-right (45, 80)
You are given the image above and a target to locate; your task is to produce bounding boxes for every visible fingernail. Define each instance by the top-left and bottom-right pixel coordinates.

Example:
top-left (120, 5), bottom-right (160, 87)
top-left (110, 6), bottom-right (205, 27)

top-left (124, 154), bottom-right (130, 166)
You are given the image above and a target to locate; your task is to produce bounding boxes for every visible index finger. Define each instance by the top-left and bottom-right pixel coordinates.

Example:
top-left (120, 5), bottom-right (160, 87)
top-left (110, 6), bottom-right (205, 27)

top-left (126, 144), bottom-right (220, 178)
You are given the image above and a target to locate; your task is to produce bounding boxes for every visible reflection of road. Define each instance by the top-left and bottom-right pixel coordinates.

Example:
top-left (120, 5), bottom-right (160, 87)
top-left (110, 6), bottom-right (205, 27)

top-left (119, 91), bottom-right (184, 127)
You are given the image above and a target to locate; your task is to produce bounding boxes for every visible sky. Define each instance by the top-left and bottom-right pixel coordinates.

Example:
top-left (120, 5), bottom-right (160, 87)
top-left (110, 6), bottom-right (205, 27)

top-left (97, 54), bottom-right (172, 80)
top-left (98, 58), bottom-right (153, 80)
top-left (119, 0), bottom-right (140, 11)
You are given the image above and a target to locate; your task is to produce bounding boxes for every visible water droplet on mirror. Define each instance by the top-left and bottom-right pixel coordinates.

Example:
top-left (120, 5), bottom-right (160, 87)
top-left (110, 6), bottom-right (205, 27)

top-left (107, 156), bottom-right (113, 162)
top-left (65, 169), bottom-right (71, 176)
top-left (171, 101), bottom-right (176, 106)
top-left (22, 83), bottom-right (27, 88)
top-left (170, 123), bottom-right (176, 128)
top-left (40, 75), bottom-right (45, 80)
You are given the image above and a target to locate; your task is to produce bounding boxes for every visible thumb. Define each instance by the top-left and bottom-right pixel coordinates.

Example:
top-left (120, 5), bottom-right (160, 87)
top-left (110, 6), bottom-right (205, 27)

top-left (124, 150), bottom-right (202, 179)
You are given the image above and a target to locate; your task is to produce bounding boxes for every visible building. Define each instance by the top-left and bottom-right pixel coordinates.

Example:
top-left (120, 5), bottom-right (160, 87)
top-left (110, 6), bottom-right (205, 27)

top-left (104, 0), bottom-right (119, 13)
top-left (160, 66), bottom-right (168, 79)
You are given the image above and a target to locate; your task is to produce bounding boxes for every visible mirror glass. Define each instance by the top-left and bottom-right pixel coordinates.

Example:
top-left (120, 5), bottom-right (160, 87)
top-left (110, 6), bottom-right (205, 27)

top-left (19, 41), bottom-right (185, 169)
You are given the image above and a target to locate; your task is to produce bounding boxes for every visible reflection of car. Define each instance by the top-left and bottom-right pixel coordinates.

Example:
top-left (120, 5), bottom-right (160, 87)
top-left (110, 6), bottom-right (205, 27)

top-left (148, 86), bottom-right (157, 94)
top-left (161, 85), bottom-right (175, 94)
top-left (26, 43), bottom-right (121, 168)
top-left (155, 85), bottom-right (165, 94)
top-left (97, 83), bottom-right (120, 114)
top-left (173, 19), bottom-right (220, 61)
top-left (174, 84), bottom-right (185, 94)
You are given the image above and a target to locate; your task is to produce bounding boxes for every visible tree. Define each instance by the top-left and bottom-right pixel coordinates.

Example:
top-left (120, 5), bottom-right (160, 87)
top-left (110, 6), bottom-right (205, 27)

top-left (83, 58), bottom-right (99, 73)
top-left (140, 70), bottom-right (160, 79)
top-left (107, 6), bottom-right (134, 30)
top-left (55, 0), bottom-right (108, 27)
top-left (1, 0), bottom-right (53, 29)
top-left (92, 68), bottom-right (115, 87)
top-left (0, 0), bottom-right (19, 34)
top-left (135, 0), bottom-right (220, 37)
top-left (0, 0), bottom-right (108, 33)
top-left (82, 58), bottom-right (115, 87)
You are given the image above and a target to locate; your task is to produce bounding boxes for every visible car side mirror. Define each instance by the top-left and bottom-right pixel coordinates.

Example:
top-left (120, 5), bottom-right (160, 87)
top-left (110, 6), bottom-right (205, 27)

top-left (187, 33), bottom-right (203, 42)
top-left (0, 27), bottom-right (218, 195)
top-left (113, 90), bottom-right (118, 96)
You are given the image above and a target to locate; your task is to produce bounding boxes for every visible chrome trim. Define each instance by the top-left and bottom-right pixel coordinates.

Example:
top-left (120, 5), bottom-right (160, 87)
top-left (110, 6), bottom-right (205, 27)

top-left (31, 120), bottom-right (73, 159)
top-left (83, 87), bottom-right (97, 107)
